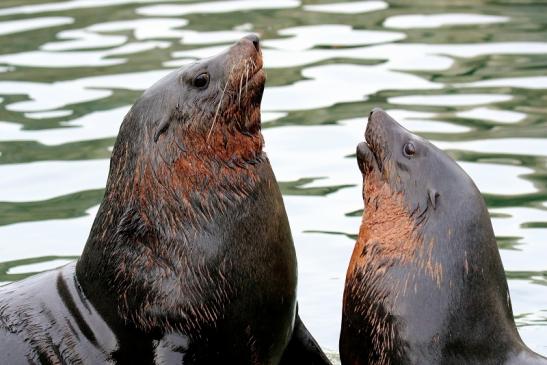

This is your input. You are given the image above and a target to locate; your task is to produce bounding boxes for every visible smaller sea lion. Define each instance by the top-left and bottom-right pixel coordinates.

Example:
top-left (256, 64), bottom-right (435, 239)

top-left (340, 108), bottom-right (547, 365)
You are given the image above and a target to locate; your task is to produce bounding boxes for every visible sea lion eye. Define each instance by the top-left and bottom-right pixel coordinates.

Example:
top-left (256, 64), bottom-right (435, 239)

top-left (403, 143), bottom-right (416, 157)
top-left (193, 73), bottom-right (209, 89)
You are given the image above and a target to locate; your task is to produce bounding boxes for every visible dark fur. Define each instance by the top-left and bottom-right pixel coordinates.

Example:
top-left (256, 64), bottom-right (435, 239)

top-left (340, 109), bottom-right (547, 365)
top-left (0, 36), bottom-right (331, 365)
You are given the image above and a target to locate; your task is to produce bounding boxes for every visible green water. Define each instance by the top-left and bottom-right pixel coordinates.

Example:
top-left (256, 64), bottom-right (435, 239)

top-left (0, 0), bottom-right (546, 356)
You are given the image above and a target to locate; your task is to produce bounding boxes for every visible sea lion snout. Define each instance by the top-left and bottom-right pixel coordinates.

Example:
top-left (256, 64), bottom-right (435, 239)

top-left (362, 108), bottom-right (393, 173)
top-left (366, 108), bottom-right (397, 145)
top-left (365, 109), bottom-right (385, 157)
top-left (368, 107), bottom-right (383, 119)
top-left (242, 34), bottom-right (260, 52)
top-left (231, 34), bottom-right (263, 72)
top-left (365, 108), bottom-right (417, 174)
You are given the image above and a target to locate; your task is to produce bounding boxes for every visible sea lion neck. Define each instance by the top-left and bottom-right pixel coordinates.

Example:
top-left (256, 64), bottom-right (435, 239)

top-left (350, 176), bottom-right (441, 281)
top-left (178, 126), bottom-right (264, 163)
top-left (75, 155), bottom-right (283, 329)
top-left (81, 128), bottom-right (267, 249)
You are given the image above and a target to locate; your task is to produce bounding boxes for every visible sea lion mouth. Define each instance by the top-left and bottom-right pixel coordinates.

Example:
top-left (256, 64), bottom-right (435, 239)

top-left (356, 142), bottom-right (378, 174)
top-left (357, 109), bottom-right (385, 175)
top-left (240, 67), bottom-right (265, 89)
top-left (229, 34), bottom-right (265, 91)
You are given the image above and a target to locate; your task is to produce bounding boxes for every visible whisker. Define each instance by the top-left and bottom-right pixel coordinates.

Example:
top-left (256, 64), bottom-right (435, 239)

top-left (238, 60), bottom-right (246, 108)
top-left (244, 58), bottom-right (252, 127)
top-left (207, 64), bottom-right (236, 142)
top-left (244, 62), bottom-right (249, 98)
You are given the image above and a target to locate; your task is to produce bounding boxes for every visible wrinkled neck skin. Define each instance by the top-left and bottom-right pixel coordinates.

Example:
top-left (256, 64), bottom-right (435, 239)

top-left (342, 160), bottom-right (542, 365)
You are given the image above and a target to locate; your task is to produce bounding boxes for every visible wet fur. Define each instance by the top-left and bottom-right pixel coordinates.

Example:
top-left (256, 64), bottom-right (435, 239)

top-left (0, 37), bottom-right (331, 365)
top-left (340, 110), bottom-right (547, 365)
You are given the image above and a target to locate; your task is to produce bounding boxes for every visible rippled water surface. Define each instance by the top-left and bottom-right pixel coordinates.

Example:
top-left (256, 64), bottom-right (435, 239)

top-left (0, 0), bottom-right (546, 358)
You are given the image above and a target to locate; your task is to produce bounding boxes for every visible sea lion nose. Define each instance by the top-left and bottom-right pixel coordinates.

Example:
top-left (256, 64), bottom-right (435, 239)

top-left (243, 34), bottom-right (260, 52)
top-left (366, 108), bottom-right (387, 145)
top-left (369, 107), bottom-right (384, 120)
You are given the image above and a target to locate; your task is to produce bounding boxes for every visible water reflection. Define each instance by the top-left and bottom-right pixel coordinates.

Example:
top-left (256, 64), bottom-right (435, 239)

top-left (263, 25), bottom-right (405, 50)
top-left (137, 0), bottom-right (301, 16)
top-left (0, 160), bottom-right (108, 201)
top-left (0, 41), bottom-right (170, 67)
top-left (456, 107), bottom-right (525, 124)
top-left (0, 0), bottom-right (545, 358)
top-left (0, 0), bottom-right (173, 17)
top-left (383, 13), bottom-right (509, 29)
top-left (0, 16), bottom-right (73, 35)
top-left (304, 1), bottom-right (388, 14)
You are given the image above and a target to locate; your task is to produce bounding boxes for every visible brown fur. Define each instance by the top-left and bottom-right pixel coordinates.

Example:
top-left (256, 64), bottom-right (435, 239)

top-left (77, 45), bottom-right (270, 338)
top-left (341, 109), bottom-right (547, 365)
top-left (0, 36), bottom-right (331, 365)
top-left (344, 158), bottom-right (444, 365)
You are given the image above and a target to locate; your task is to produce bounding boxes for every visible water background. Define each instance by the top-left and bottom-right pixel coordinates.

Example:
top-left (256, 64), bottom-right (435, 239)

top-left (0, 0), bottom-right (546, 358)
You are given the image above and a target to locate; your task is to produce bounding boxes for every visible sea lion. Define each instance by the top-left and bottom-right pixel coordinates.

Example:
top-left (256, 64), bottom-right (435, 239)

top-left (340, 109), bottom-right (547, 365)
top-left (0, 35), bottom-right (331, 365)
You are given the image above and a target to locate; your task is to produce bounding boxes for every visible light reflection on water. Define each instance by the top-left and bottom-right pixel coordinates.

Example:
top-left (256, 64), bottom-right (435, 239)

top-left (0, 0), bottom-right (545, 358)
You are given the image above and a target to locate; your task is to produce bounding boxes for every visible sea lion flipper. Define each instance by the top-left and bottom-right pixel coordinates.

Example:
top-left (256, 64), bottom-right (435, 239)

top-left (279, 311), bottom-right (333, 365)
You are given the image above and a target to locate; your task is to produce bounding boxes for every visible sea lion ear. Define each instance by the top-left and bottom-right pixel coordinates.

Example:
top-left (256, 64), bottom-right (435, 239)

top-left (154, 116), bottom-right (171, 143)
top-left (428, 189), bottom-right (440, 209)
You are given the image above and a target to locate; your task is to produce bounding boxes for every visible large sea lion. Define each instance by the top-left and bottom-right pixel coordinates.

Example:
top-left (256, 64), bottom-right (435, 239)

top-left (340, 109), bottom-right (547, 365)
top-left (0, 35), bottom-right (331, 365)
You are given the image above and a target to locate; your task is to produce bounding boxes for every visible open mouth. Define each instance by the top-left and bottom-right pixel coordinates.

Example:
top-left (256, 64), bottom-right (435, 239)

top-left (357, 115), bottom-right (383, 174)
top-left (356, 141), bottom-right (378, 174)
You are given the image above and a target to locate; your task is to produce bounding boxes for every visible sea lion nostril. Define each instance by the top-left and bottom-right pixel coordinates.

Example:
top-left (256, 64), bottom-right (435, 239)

top-left (243, 34), bottom-right (260, 52)
top-left (369, 107), bottom-right (384, 120)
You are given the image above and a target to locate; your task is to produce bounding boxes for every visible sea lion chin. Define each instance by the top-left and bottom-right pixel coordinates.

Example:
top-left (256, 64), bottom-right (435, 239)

top-left (0, 35), bottom-right (331, 365)
top-left (340, 109), bottom-right (547, 365)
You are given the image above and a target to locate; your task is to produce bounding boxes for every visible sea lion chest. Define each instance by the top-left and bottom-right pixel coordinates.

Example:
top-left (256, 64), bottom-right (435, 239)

top-left (93, 161), bottom-right (298, 363)
top-left (0, 163), bottom-right (298, 364)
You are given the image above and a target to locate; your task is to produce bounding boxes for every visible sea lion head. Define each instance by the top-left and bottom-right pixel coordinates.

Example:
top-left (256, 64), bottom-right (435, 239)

top-left (357, 108), bottom-right (485, 226)
top-left (115, 34), bottom-right (266, 170)
top-left (101, 35), bottom-right (268, 223)
top-left (343, 107), bottom-right (538, 365)
top-left (93, 35), bottom-right (270, 265)
top-left (352, 107), bottom-right (498, 297)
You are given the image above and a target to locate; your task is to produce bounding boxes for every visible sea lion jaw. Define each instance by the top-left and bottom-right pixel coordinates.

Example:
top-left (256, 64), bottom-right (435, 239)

top-left (356, 142), bottom-right (379, 175)
top-left (220, 34), bottom-right (265, 133)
